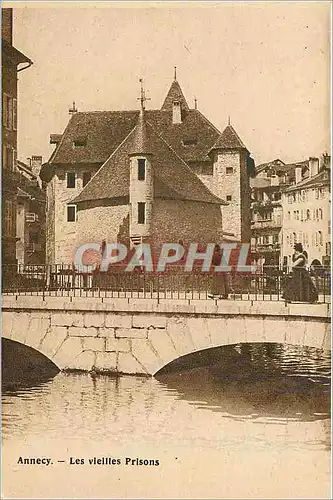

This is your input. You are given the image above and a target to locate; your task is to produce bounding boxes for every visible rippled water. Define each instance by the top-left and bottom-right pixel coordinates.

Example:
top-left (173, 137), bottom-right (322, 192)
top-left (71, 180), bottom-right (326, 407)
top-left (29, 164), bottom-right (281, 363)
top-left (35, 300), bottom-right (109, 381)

top-left (2, 343), bottom-right (331, 499)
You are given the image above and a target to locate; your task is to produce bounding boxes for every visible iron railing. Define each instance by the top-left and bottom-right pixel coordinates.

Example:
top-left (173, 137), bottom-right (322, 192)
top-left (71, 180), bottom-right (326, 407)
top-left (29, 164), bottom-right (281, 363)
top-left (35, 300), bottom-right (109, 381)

top-left (1, 264), bottom-right (331, 303)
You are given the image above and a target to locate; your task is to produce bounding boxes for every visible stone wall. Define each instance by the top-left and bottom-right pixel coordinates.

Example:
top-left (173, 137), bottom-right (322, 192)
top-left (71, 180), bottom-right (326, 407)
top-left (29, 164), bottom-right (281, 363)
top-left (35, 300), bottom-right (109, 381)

top-left (76, 203), bottom-right (130, 251)
top-left (151, 199), bottom-right (223, 250)
top-left (199, 150), bottom-right (251, 242)
top-left (2, 296), bottom-right (330, 376)
top-left (46, 167), bottom-right (100, 265)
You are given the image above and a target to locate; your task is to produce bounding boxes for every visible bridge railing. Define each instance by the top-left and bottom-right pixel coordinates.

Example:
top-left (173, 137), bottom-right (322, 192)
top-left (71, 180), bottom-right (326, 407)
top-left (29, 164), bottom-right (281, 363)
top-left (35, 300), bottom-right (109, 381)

top-left (2, 264), bottom-right (331, 303)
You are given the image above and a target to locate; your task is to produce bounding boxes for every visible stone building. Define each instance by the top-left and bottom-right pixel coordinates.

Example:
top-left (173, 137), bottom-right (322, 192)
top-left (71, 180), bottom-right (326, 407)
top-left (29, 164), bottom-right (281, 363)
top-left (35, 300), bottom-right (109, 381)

top-left (41, 75), bottom-right (252, 265)
top-left (250, 159), bottom-right (296, 266)
top-left (16, 157), bottom-right (46, 266)
top-left (2, 8), bottom-right (32, 265)
top-left (281, 154), bottom-right (331, 268)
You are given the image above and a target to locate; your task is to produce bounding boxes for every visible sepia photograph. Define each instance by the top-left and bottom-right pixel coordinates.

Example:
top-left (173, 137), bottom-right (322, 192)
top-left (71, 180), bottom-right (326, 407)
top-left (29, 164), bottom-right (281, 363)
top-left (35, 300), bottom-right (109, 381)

top-left (1, 1), bottom-right (331, 498)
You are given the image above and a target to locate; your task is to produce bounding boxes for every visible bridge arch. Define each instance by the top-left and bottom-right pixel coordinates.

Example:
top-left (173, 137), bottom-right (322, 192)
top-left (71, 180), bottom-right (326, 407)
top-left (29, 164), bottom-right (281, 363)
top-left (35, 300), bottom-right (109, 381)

top-left (2, 338), bottom-right (59, 387)
top-left (2, 296), bottom-right (330, 376)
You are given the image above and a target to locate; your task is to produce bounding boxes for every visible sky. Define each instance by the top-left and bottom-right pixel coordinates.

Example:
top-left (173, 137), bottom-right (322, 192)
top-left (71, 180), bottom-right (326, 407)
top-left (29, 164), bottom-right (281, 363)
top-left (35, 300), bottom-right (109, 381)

top-left (5, 1), bottom-right (331, 166)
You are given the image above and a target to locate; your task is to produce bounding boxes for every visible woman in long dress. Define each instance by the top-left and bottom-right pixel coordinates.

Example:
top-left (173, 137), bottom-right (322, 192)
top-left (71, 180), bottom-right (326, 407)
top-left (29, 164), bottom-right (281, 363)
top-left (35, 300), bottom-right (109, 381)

top-left (283, 243), bottom-right (318, 303)
top-left (209, 244), bottom-right (230, 299)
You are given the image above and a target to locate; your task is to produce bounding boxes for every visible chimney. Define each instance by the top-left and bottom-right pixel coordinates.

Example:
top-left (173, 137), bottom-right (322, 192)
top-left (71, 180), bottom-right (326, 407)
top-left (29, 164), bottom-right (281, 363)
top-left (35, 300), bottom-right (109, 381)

top-left (309, 157), bottom-right (319, 177)
top-left (172, 100), bottom-right (182, 124)
top-left (322, 152), bottom-right (330, 168)
top-left (69, 101), bottom-right (78, 115)
top-left (295, 165), bottom-right (302, 184)
top-left (31, 156), bottom-right (43, 188)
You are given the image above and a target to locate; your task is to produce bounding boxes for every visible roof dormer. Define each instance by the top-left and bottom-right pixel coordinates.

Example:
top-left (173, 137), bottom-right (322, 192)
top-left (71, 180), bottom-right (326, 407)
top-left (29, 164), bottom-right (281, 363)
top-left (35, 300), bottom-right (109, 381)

top-left (161, 68), bottom-right (189, 124)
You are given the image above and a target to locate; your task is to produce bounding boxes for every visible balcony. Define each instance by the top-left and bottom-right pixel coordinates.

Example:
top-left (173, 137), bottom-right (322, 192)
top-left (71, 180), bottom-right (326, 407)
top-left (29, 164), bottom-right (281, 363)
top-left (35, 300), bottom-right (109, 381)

top-left (252, 199), bottom-right (281, 208)
top-left (25, 213), bottom-right (39, 223)
top-left (251, 243), bottom-right (280, 253)
top-left (251, 219), bottom-right (281, 229)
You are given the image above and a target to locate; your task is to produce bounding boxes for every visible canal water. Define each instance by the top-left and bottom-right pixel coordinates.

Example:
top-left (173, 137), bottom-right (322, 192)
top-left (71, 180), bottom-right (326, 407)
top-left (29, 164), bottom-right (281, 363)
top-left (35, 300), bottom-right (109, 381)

top-left (2, 343), bottom-right (331, 499)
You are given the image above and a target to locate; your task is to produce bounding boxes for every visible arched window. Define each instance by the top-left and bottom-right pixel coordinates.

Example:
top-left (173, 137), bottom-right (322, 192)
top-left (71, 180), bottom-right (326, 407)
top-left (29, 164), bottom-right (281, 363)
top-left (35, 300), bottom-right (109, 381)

top-left (319, 231), bottom-right (323, 245)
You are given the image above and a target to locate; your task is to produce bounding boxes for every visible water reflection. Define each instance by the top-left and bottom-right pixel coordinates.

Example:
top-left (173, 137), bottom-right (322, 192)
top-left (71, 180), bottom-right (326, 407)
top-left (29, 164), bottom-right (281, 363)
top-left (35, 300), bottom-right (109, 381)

top-left (2, 343), bottom-right (331, 499)
top-left (156, 343), bottom-right (330, 422)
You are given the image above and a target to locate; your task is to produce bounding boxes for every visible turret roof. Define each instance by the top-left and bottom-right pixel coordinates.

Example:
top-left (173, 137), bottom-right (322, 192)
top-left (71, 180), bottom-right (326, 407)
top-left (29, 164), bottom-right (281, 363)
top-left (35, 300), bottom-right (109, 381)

top-left (130, 110), bottom-right (152, 155)
top-left (161, 79), bottom-right (189, 112)
top-left (210, 125), bottom-right (247, 151)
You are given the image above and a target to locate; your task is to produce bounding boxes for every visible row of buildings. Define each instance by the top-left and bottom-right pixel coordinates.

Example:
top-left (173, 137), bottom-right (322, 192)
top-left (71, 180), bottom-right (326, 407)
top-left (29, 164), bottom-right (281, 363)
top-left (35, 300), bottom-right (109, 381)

top-left (251, 154), bottom-right (330, 268)
top-left (2, 7), bottom-right (330, 272)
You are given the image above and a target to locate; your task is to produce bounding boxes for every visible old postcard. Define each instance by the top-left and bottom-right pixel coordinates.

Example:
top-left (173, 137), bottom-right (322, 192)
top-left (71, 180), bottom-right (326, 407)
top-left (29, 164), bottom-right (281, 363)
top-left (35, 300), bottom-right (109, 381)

top-left (1, 1), bottom-right (331, 499)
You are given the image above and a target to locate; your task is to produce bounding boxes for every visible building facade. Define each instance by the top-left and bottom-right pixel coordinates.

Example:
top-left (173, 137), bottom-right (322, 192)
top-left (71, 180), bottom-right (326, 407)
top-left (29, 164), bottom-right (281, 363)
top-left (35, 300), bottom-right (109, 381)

top-left (281, 154), bottom-right (331, 268)
top-left (250, 156), bottom-right (330, 268)
top-left (16, 157), bottom-right (46, 266)
top-left (41, 75), bottom-right (253, 265)
top-left (2, 8), bottom-right (32, 265)
top-left (250, 159), bottom-right (286, 266)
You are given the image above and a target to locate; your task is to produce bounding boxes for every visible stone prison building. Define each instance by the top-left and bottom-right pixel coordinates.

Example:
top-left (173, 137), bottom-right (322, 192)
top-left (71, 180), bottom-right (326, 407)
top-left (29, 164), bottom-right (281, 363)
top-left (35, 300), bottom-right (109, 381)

top-left (40, 74), bottom-right (253, 265)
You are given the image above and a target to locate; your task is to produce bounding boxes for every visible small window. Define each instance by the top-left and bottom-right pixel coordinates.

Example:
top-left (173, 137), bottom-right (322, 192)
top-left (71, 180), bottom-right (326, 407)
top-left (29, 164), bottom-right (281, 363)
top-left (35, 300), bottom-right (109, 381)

top-left (67, 205), bottom-right (76, 222)
top-left (13, 98), bottom-right (17, 130)
top-left (83, 172), bottom-right (91, 187)
top-left (138, 202), bottom-right (145, 224)
top-left (3, 94), bottom-right (13, 129)
top-left (182, 138), bottom-right (198, 146)
top-left (73, 138), bottom-right (87, 148)
top-left (226, 167), bottom-right (234, 175)
top-left (6, 146), bottom-right (13, 170)
top-left (67, 172), bottom-right (76, 188)
top-left (138, 159), bottom-right (146, 181)
top-left (13, 149), bottom-right (17, 170)
top-left (226, 195), bottom-right (232, 201)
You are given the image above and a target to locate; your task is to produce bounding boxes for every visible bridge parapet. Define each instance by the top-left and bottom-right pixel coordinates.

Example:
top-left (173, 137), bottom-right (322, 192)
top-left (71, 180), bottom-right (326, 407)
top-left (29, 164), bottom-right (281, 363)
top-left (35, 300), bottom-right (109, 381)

top-left (2, 296), bottom-right (331, 376)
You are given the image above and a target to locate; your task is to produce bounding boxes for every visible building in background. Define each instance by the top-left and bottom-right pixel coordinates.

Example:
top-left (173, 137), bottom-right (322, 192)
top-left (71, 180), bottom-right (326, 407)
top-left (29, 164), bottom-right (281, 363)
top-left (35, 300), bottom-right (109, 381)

top-left (281, 154), bottom-right (331, 268)
top-left (250, 156), bottom-right (330, 268)
top-left (250, 159), bottom-right (300, 266)
top-left (2, 8), bottom-right (32, 265)
top-left (40, 74), bottom-right (253, 265)
top-left (16, 157), bottom-right (46, 266)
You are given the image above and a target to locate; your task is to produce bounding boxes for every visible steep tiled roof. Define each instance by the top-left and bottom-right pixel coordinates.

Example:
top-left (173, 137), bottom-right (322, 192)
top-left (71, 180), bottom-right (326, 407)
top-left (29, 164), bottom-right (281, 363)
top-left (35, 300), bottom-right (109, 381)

top-left (47, 108), bottom-right (223, 167)
top-left (161, 79), bottom-right (189, 112)
top-left (49, 111), bottom-right (139, 165)
top-left (209, 125), bottom-right (247, 151)
top-left (71, 112), bottom-right (225, 206)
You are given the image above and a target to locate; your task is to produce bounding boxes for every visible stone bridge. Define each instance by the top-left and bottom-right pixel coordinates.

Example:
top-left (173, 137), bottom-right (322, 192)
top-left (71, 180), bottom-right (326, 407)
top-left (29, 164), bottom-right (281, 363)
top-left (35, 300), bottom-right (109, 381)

top-left (2, 295), bottom-right (331, 376)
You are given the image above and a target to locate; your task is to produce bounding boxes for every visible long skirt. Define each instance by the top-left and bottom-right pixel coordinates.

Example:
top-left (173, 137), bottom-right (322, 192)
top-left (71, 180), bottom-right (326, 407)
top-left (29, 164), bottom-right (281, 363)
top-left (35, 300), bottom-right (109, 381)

top-left (211, 273), bottom-right (230, 297)
top-left (283, 268), bottom-right (318, 303)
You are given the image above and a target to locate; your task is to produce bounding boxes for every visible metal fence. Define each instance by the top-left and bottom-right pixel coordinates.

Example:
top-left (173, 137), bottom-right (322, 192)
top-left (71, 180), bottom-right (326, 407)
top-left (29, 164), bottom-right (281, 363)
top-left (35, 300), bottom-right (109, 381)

top-left (1, 264), bottom-right (331, 303)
